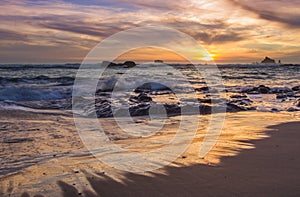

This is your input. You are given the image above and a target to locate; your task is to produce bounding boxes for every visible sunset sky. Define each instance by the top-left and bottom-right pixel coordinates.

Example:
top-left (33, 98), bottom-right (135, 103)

top-left (1, 0), bottom-right (300, 64)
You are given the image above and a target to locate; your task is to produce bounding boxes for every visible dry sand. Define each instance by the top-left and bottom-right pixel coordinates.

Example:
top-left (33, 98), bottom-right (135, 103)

top-left (0, 110), bottom-right (300, 196)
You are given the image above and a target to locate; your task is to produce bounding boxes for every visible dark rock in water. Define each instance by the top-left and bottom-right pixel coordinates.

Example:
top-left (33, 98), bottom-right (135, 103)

top-left (195, 86), bottom-right (209, 92)
top-left (271, 108), bottom-right (279, 112)
top-left (226, 103), bottom-right (256, 112)
top-left (230, 94), bottom-right (247, 99)
top-left (154, 60), bottom-right (164, 63)
top-left (287, 107), bottom-right (299, 112)
top-left (230, 99), bottom-right (253, 106)
top-left (261, 56), bottom-right (275, 64)
top-left (276, 93), bottom-right (287, 99)
top-left (226, 103), bottom-right (247, 112)
top-left (85, 98), bottom-right (113, 118)
top-left (199, 98), bottom-right (211, 104)
top-left (241, 86), bottom-right (259, 94)
top-left (241, 85), bottom-right (270, 94)
top-left (129, 103), bottom-right (150, 117)
top-left (123, 61), bottom-right (136, 67)
top-left (129, 103), bottom-right (181, 117)
top-left (292, 85), bottom-right (300, 91)
top-left (297, 99), bottom-right (300, 107)
top-left (130, 93), bottom-right (152, 103)
top-left (258, 85), bottom-right (270, 94)
top-left (287, 92), bottom-right (295, 97)
top-left (270, 87), bottom-right (292, 94)
top-left (134, 82), bottom-right (172, 93)
top-left (164, 104), bottom-right (181, 116)
top-left (199, 105), bottom-right (212, 114)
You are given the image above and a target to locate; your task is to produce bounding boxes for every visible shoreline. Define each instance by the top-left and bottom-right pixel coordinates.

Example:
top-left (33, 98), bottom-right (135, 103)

top-left (0, 110), bottom-right (300, 196)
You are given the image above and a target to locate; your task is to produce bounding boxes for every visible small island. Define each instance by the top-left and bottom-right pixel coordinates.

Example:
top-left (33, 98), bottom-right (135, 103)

top-left (261, 56), bottom-right (276, 64)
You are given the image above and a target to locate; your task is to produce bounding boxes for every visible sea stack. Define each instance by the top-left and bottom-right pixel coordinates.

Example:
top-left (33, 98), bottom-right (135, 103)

top-left (154, 60), bottom-right (164, 63)
top-left (261, 56), bottom-right (275, 64)
top-left (123, 61), bottom-right (136, 67)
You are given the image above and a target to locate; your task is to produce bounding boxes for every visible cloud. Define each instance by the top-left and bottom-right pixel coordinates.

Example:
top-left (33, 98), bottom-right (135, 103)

top-left (0, 29), bottom-right (28, 41)
top-left (229, 0), bottom-right (300, 28)
top-left (0, 0), bottom-right (299, 63)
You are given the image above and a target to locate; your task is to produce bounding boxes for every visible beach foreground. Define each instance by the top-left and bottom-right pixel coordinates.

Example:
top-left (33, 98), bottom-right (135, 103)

top-left (0, 109), bottom-right (300, 196)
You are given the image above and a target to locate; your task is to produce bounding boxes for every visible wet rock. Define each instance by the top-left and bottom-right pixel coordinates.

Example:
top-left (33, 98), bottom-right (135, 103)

top-left (276, 93), bottom-right (287, 99)
top-left (271, 108), bottom-right (279, 112)
top-left (261, 56), bottom-right (275, 64)
top-left (226, 103), bottom-right (256, 112)
top-left (294, 91), bottom-right (300, 98)
top-left (230, 99), bottom-right (253, 106)
top-left (297, 99), bottom-right (300, 107)
top-left (164, 104), bottom-right (181, 116)
top-left (287, 107), bottom-right (299, 112)
top-left (199, 98), bottom-right (211, 104)
top-left (257, 85), bottom-right (270, 94)
top-left (226, 103), bottom-right (247, 112)
top-left (287, 92), bottom-right (295, 97)
top-left (129, 103), bottom-right (150, 117)
top-left (123, 61), bottom-right (136, 67)
top-left (292, 85), bottom-right (300, 91)
top-left (130, 93), bottom-right (152, 103)
top-left (134, 82), bottom-right (172, 93)
top-left (230, 94), bottom-right (247, 99)
top-left (241, 86), bottom-right (260, 94)
top-left (195, 86), bottom-right (209, 92)
top-left (199, 105), bottom-right (212, 114)
top-left (270, 87), bottom-right (292, 94)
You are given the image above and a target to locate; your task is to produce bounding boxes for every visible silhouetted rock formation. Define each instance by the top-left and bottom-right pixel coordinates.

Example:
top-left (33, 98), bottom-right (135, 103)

top-left (261, 57), bottom-right (275, 64)
top-left (104, 61), bottom-right (136, 68)
top-left (123, 61), bottom-right (136, 67)
top-left (154, 60), bottom-right (164, 63)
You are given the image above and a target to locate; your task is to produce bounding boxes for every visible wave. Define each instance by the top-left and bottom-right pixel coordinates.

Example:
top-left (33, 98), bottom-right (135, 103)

top-left (0, 75), bottom-right (75, 85)
top-left (0, 87), bottom-right (71, 101)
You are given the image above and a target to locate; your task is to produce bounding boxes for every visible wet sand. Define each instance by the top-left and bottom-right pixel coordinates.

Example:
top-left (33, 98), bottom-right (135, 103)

top-left (0, 110), bottom-right (300, 196)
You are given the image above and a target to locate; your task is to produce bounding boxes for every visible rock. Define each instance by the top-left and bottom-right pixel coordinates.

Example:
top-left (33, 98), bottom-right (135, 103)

top-left (297, 99), bottom-right (300, 107)
top-left (230, 99), bottom-right (253, 106)
top-left (287, 92), bottom-right (295, 97)
top-left (287, 107), bottom-right (299, 112)
top-left (195, 86), bottom-right (209, 92)
top-left (261, 56), bottom-right (275, 64)
top-left (129, 103), bottom-right (150, 117)
top-left (276, 93), bottom-right (287, 99)
top-left (123, 61), bottom-right (136, 67)
top-left (199, 105), bottom-right (212, 114)
top-left (292, 85), bottom-right (300, 91)
top-left (134, 82), bottom-right (171, 93)
top-left (242, 85), bottom-right (270, 94)
top-left (258, 85), bottom-right (270, 94)
top-left (164, 104), bottom-right (181, 116)
top-left (241, 86), bottom-right (259, 94)
top-left (270, 87), bottom-right (292, 94)
top-left (154, 60), bottom-right (164, 63)
top-left (226, 103), bottom-right (247, 112)
top-left (130, 93), bottom-right (152, 103)
top-left (230, 94), bottom-right (247, 99)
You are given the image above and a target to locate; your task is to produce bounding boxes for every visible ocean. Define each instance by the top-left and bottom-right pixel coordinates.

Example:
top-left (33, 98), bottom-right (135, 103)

top-left (0, 63), bottom-right (299, 113)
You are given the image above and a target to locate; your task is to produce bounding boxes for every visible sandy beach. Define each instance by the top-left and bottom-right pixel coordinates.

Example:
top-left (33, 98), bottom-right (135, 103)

top-left (1, 109), bottom-right (300, 196)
